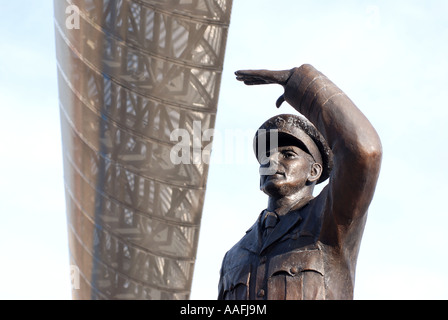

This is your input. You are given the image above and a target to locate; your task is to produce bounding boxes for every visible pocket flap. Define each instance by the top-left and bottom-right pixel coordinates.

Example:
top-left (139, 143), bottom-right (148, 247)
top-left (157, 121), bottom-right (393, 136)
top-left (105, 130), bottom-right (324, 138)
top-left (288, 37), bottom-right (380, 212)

top-left (222, 263), bottom-right (251, 291)
top-left (268, 249), bottom-right (324, 277)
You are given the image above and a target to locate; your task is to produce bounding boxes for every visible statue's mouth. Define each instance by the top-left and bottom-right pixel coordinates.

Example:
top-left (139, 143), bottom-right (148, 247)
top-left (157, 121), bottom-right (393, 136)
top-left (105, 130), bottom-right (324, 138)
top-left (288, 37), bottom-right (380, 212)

top-left (266, 171), bottom-right (285, 179)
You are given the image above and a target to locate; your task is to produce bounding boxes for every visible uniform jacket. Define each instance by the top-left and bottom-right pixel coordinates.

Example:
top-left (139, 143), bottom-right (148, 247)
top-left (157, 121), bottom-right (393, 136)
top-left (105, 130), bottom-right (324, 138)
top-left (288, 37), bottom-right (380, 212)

top-left (218, 186), bottom-right (366, 300)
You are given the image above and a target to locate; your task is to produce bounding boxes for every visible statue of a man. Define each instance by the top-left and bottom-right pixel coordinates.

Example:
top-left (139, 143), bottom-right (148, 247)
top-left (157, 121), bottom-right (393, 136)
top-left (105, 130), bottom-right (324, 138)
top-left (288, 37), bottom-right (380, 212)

top-left (218, 64), bottom-right (382, 300)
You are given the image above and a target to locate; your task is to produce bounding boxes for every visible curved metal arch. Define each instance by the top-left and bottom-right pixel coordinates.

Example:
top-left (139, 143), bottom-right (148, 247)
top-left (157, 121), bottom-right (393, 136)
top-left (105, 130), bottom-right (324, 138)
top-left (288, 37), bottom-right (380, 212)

top-left (55, 0), bottom-right (232, 299)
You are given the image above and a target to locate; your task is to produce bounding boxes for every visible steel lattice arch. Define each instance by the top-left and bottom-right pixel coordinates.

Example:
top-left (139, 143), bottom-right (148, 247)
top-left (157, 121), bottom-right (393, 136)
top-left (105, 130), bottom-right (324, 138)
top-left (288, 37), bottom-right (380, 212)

top-left (54, 0), bottom-right (232, 299)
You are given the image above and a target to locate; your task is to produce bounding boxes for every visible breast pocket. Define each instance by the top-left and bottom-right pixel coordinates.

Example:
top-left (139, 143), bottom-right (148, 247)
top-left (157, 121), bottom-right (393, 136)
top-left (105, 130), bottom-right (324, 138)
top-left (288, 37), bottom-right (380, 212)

top-left (267, 249), bottom-right (325, 300)
top-left (220, 264), bottom-right (251, 300)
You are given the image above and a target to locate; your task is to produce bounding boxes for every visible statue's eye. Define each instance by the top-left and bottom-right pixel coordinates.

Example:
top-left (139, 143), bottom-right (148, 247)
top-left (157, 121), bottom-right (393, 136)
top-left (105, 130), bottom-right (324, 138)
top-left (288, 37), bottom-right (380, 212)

top-left (282, 150), bottom-right (296, 159)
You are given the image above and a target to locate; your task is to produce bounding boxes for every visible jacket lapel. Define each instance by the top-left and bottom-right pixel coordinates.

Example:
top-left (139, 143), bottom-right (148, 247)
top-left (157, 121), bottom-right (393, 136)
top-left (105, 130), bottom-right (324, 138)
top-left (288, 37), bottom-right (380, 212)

top-left (238, 212), bottom-right (263, 254)
top-left (238, 209), bottom-right (305, 254)
top-left (261, 209), bottom-right (303, 253)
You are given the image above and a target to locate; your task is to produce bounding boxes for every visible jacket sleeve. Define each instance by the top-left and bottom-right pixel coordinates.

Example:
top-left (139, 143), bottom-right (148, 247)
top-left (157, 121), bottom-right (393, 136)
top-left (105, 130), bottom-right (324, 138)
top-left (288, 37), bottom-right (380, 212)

top-left (283, 64), bottom-right (382, 246)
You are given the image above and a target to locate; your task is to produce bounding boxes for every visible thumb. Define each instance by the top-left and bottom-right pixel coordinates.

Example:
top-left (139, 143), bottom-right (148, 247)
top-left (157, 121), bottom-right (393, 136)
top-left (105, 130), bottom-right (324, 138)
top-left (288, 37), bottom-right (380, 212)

top-left (276, 94), bottom-right (285, 108)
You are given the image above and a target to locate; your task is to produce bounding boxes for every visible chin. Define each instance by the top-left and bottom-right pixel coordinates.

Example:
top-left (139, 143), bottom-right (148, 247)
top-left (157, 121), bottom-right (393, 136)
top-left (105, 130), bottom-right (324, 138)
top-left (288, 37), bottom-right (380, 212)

top-left (261, 175), bottom-right (309, 197)
top-left (261, 181), bottom-right (294, 198)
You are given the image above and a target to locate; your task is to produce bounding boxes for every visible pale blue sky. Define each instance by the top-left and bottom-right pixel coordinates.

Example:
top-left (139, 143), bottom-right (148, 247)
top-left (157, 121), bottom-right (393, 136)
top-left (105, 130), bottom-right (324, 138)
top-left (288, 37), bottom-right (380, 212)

top-left (193, 0), bottom-right (448, 299)
top-left (0, 1), bottom-right (447, 299)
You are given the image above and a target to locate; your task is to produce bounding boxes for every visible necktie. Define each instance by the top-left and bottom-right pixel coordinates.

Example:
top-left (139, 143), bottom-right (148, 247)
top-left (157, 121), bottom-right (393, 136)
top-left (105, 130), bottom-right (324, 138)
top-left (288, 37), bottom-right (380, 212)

top-left (263, 211), bottom-right (278, 238)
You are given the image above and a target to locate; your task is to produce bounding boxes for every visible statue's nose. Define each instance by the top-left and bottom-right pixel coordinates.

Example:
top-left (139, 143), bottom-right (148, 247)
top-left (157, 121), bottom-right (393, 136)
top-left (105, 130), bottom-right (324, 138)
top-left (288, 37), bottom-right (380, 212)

top-left (261, 152), bottom-right (279, 166)
top-left (259, 153), bottom-right (280, 175)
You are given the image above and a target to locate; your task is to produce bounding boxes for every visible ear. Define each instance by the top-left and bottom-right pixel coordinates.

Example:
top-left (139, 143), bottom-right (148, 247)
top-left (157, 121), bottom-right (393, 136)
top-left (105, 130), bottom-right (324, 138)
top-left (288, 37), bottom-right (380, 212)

top-left (308, 162), bottom-right (323, 183)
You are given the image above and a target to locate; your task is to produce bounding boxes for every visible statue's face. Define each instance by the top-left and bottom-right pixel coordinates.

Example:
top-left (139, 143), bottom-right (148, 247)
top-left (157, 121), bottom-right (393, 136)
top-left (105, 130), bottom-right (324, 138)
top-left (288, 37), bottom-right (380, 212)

top-left (259, 145), bottom-right (315, 198)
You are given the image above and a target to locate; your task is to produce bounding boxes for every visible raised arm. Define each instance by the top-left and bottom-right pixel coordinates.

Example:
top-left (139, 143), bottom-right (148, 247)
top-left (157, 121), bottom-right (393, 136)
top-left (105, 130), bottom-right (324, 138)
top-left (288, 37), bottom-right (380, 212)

top-left (236, 64), bottom-right (382, 238)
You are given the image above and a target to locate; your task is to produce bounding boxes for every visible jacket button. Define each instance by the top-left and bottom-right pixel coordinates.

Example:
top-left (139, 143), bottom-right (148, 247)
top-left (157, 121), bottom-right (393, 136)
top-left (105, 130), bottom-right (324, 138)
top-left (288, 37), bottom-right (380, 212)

top-left (257, 289), bottom-right (265, 297)
top-left (290, 267), bottom-right (299, 275)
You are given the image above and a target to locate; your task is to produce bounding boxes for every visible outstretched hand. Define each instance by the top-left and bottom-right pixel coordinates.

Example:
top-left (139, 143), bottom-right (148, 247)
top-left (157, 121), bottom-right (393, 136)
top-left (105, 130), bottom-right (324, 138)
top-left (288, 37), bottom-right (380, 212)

top-left (235, 69), bottom-right (294, 108)
top-left (235, 69), bottom-right (293, 86)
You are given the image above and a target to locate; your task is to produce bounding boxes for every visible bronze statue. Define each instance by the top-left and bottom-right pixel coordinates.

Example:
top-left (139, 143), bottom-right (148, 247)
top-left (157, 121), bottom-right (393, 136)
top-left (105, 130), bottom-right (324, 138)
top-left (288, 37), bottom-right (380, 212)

top-left (218, 64), bottom-right (382, 300)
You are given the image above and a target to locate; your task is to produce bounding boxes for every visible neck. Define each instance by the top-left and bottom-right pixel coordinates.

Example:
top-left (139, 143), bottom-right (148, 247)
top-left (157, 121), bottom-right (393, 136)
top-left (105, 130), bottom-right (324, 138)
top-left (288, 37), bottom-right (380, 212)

top-left (267, 190), bottom-right (314, 216)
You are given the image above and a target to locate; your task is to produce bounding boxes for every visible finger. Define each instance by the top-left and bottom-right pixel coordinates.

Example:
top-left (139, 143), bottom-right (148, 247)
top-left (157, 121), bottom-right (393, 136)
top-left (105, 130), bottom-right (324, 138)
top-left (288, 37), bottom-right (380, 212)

top-left (235, 69), bottom-right (266, 76)
top-left (244, 80), bottom-right (270, 85)
top-left (236, 75), bottom-right (274, 85)
top-left (235, 69), bottom-right (274, 80)
top-left (235, 75), bottom-right (258, 81)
